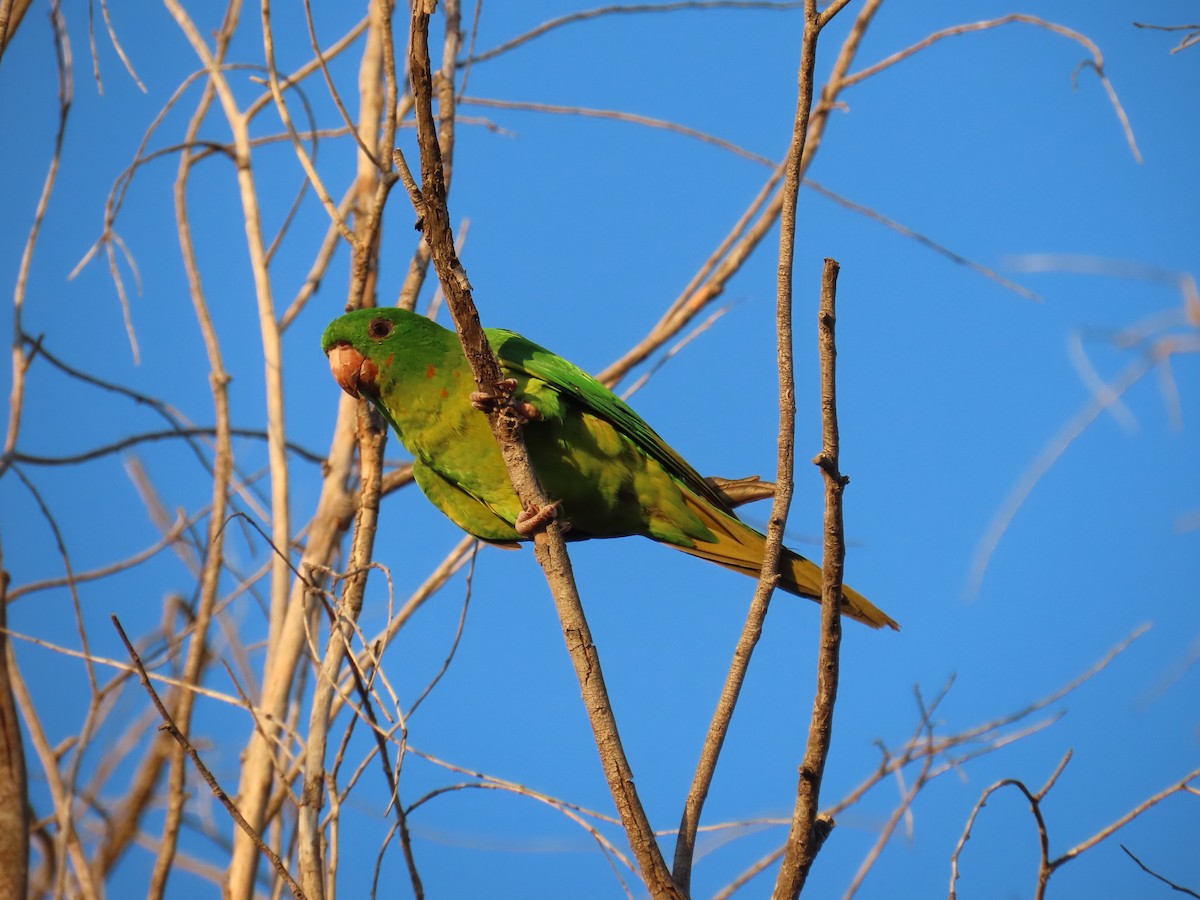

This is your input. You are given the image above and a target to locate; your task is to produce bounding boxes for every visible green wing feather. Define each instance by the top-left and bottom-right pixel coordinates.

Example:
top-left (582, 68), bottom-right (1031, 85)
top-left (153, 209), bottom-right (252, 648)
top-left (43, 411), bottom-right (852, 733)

top-left (487, 329), bottom-right (899, 631)
top-left (488, 330), bottom-right (733, 511)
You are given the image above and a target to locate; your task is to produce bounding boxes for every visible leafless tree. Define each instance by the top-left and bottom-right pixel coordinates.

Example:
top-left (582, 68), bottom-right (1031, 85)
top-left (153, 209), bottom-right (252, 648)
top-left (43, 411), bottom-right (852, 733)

top-left (1, 3), bottom-right (1193, 899)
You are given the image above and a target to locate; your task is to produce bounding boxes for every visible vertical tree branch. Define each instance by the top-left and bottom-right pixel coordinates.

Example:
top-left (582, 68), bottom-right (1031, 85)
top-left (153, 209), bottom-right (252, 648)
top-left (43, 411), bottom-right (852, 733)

top-left (155, 2), bottom-right (311, 895)
top-left (347, 0), bottom-right (399, 313)
top-left (0, 7), bottom-right (69, 884)
top-left (674, 0), bottom-right (854, 890)
top-left (405, 6), bottom-right (682, 897)
top-left (146, 6), bottom-right (243, 896)
top-left (167, 0), bottom-right (294, 689)
top-left (1, 0), bottom-right (71, 481)
top-left (774, 258), bottom-right (848, 897)
top-left (298, 402), bottom-right (386, 900)
top-left (296, 4), bottom-right (396, 894)
top-left (8, 655), bottom-right (99, 899)
top-left (0, 564), bottom-right (28, 899)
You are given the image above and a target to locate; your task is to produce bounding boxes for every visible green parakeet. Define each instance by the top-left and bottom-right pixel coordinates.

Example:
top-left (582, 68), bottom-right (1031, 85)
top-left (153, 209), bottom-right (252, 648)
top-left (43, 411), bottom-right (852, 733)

top-left (322, 307), bottom-right (898, 630)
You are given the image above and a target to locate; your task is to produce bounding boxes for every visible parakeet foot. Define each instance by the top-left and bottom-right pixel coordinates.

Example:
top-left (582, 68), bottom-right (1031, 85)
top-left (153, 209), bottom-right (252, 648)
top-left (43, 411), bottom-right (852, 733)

top-left (515, 500), bottom-right (562, 536)
top-left (470, 378), bottom-right (519, 412)
top-left (511, 399), bottom-right (540, 424)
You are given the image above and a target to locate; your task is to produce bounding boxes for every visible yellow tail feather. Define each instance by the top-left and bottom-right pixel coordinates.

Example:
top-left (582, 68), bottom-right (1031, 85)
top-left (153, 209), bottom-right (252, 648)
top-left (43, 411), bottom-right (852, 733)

top-left (673, 491), bottom-right (900, 631)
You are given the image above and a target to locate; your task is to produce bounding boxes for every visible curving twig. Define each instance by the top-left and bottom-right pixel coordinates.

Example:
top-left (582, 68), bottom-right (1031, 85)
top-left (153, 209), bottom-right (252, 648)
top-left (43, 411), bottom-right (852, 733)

top-left (840, 14), bottom-right (1141, 162)
top-left (1120, 845), bottom-right (1200, 898)
top-left (1, 2), bottom-right (72, 479)
top-left (465, 1), bottom-right (800, 65)
top-left (950, 753), bottom-right (1200, 900)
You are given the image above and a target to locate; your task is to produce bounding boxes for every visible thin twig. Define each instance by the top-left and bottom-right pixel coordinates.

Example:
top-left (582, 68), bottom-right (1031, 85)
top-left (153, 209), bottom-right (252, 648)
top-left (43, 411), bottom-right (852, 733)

top-left (965, 343), bottom-right (1179, 598)
top-left (11, 427), bottom-right (326, 467)
top-left (1049, 766), bottom-right (1200, 871)
top-left (1120, 845), bottom-right (1200, 898)
top-left (112, 617), bottom-right (306, 898)
top-left (803, 179), bottom-right (1039, 301)
top-left (465, 1), bottom-right (799, 65)
top-left (769, 0), bottom-right (852, 891)
top-left (840, 14), bottom-right (1141, 162)
top-left (1133, 21), bottom-right (1200, 54)
top-left (460, 95), bottom-right (774, 166)
top-left (774, 256), bottom-right (848, 897)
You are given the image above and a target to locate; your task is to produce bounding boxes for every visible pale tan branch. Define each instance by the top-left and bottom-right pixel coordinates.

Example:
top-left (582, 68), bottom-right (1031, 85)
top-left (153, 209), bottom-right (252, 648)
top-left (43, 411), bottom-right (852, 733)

top-left (840, 15), bottom-right (1141, 162)
top-left (466, 2), bottom-right (800, 65)
top-left (1051, 766), bottom-right (1200, 869)
top-left (460, 95), bottom-right (774, 166)
top-left (2, 3), bottom-right (72, 479)
top-left (803, 179), bottom-right (1040, 301)
top-left (261, 0), bottom-right (354, 241)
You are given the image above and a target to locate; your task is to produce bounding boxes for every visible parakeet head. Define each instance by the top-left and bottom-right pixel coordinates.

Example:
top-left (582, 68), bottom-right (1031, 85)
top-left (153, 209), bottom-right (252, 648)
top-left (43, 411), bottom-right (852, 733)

top-left (321, 308), bottom-right (412, 399)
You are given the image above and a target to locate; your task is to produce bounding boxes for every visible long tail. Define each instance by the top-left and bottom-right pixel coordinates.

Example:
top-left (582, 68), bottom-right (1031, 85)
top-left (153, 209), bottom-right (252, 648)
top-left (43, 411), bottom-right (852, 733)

top-left (672, 491), bottom-right (900, 631)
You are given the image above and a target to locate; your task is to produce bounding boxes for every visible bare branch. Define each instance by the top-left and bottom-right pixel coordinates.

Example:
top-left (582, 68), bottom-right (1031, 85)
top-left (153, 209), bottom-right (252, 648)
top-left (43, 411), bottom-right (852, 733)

top-left (966, 337), bottom-right (1190, 598)
top-left (465, 2), bottom-right (800, 65)
top-left (1050, 767), bottom-right (1200, 870)
top-left (9, 653), bottom-right (99, 899)
top-left (0, 564), bottom-right (28, 898)
top-left (0, 0), bottom-right (36, 65)
top-left (840, 15), bottom-right (1142, 162)
top-left (1120, 845), bottom-right (1200, 898)
top-left (112, 617), bottom-right (306, 898)
top-left (460, 95), bottom-right (775, 166)
top-left (773, 256), bottom-right (847, 897)
top-left (803, 179), bottom-right (1040, 301)
top-left (298, 400), bottom-right (387, 899)
top-left (1133, 21), bottom-right (1200, 54)
top-left (407, 4), bottom-right (683, 895)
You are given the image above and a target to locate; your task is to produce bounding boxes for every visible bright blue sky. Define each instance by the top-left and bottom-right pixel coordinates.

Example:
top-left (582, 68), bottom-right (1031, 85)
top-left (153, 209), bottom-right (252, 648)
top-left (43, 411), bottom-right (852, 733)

top-left (2, 2), bottom-right (1197, 898)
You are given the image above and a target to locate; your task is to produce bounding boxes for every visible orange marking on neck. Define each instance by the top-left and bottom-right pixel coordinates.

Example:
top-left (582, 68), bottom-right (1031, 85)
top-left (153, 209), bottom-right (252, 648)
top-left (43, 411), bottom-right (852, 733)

top-left (440, 387), bottom-right (448, 398)
top-left (385, 353), bottom-right (395, 368)
top-left (426, 364), bottom-right (436, 379)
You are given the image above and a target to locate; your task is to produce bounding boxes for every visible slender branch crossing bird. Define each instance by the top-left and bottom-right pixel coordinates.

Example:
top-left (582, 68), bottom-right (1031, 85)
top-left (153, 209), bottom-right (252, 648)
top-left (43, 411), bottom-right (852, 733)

top-left (322, 307), bottom-right (898, 630)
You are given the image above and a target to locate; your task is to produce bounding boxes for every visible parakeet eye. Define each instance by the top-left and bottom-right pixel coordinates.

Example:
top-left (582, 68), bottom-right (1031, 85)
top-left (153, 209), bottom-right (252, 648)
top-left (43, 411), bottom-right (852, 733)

top-left (368, 318), bottom-right (393, 340)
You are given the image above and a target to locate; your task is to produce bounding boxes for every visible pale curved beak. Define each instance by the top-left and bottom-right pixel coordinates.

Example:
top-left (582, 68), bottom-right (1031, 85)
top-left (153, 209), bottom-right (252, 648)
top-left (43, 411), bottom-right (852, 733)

top-left (327, 342), bottom-right (379, 398)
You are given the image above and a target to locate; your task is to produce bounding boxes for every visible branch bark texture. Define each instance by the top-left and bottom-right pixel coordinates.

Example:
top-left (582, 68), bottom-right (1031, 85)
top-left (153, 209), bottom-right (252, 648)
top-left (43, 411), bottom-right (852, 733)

top-left (774, 259), bottom-right (847, 897)
top-left (406, 6), bottom-right (682, 897)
